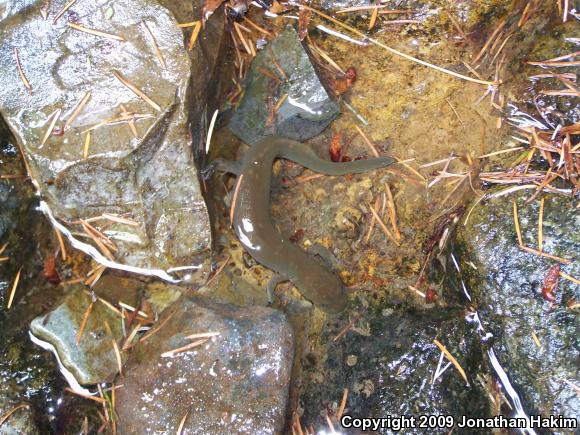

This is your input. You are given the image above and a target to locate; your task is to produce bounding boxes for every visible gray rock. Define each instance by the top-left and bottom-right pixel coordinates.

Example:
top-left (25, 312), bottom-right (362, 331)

top-left (451, 191), bottom-right (579, 422)
top-left (116, 296), bottom-right (294, 434)
top-left (229, 26), bottom-right (339, 145)
top-left (300, 308), bottom-right (491, 433)
top-left (0, 0), bottom-right (229, 276)
top-left (319, 0), bottom-right (370, 12)
top-left (0, 398), bottom-right (38, 435)
top-left (30, 287), bottom-right (126, 386)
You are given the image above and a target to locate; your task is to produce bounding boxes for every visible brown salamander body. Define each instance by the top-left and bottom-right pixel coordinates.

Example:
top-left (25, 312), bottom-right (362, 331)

top-left (214, 137), bottom-right (394, 313)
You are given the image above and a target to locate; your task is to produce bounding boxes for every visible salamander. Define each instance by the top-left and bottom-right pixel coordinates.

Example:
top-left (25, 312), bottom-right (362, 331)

top-left (210, 137), bottom-right (394, 313)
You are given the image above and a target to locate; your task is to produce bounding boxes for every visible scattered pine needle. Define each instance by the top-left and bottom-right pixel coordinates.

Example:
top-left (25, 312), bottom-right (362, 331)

top-left (364, 196), bottom-right (381, 243)
top-left (53, 0), bottom-right (77, 24)
top-left (433, 339), bottom-right (469, 385)
top-left (83, 131), bottom-right (91, 159)
top-left (230, 174), bottom-right (244, 225)
top-left (14, 47), bottom-right (32, 92)
top-left (393, 154), bottom-right (425, 181)
top-left (7, 267), bottom-right (22, 309)
top-left (161, 338), bottom-right (208, 358)
top-left (560, 271), bottom-right (580, 285)
top-left (478, 147), bottom-right (523, 159)
top-left (0, 403), bottom-right (30, 427)
top-left (41, 109), bottom-right (62, 146)
top-left (519, 245), bottom-right (571, 264)
top-left (112, 71), bottom-right (161, 112)
top-left (53, 225), bottom-right (67, 261)
top-left (512, 200), bottom-right (523, 246)
top-left (205, 255), bottom-right (231, 287)
top-left (141, 21), bottom-right (166, 68)
top-left (64, 91), bottom-right (91, 131)
top-left (325, 412), bottom-right (337, 434)
top-left (187, 21), bottom-right (202, 51)
top-left (531, 331), bottom-right (542, 349)
top-left (176, 409), bottom-right (190, 435)
top-left (294, 413), bottom-right (304, 435)
top-left (384, 184), bottom-right (401, 240)
top-left (76, 300), bottom-right (94, 344)
top-left (369, 203), bottom-right (400, 246)
top-left (298, 4), bottom-right (495, 86)
top-left (104, 321), bottom-right (123, 376)
top-left (65, 387), bottom-right (106, 404)
top-left (67, 22), bottom-right (125, 41)
top-left (0, 242), bottom-right (8, 255)
top-left (355, 125), bottom-right (380, 157)
top-left (337, 388), bottom-right (348, 419)
top-left (538, 197), bottom-right (544, 252)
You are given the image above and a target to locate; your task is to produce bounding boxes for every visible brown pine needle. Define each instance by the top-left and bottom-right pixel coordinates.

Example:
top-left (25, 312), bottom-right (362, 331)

top-left (176, 409), bottom-right (190, 435)
top-left (433, 339), bottom-right (469, 385)
top-left (385, 183), bottom-right (401, 240)
top-left (161, 338), bottom-right (208, 358)
top-left (184, 331), bottom-right (220, 340)
top-left (14, 47), bottom-right (32, 92)
top-left (83, 131), bottom-right (91, 159)
top-left (0, 403), bottom-right (30, 427)
top-left (299, 4), bottom-right (495, 86)
top-left (243, 17), bottom-right (273, 36)
top-left (393, 154), bottom-right (425, 181)
top-left (41, 109), bottom-right (62, 146)
top-left (0, 242), bottom-right (8, 256)
top-left (68, 22), bottom-right (125, 41)
top-left (560, 271), bottom-right (580, 285)
top-left (230, 174), bottom-right (244, 225)
top-left (65, 387), bottom-right (107, 404)
top-left (101, 213), bottom-right (139, 226)
top-left (104, 321), bottom-right (123, 376)
top-left (445, 98), bottom-right (463, 124)
top-left (141, 21), bottom-right (166, 68)
top-left (140, 310), bottom-right (176, 342)
top-left (76, 300), bottom-right (94, 344)
top-left (325, 412), bottom-right (337, 434)
top-left (205, 255), bottom-right (231, 287)
top-left (364, 196), bottom-right (381, 243)
top-left (294, 413), bottom-right (304, 435)
top-left (187, 21), bottom-right (202, 51)
top-left (53, 0), bottom-right (77, 24)
top-left (176, 21), bottom-right (199, 27)
top-left (538, 197), bottom-right (544, 252)
top-left (478, 147), bottom-right (523, 159)
top-left (519, 245), bottom-right (571, 264)
top-left (234, 22), bottom-right (252, 55)
top-left (369, 203), bottom-right (400, 246)
top-left (64, 91), bottom-right (91, 130)
top-left (120, 104), bottom-right (138, 138)
top-left (7, 267), bottom-right (22, 309)
top-left (369, 7), bottom-right (378, 30)
top-left (512, 200), bottom-right (523, 246)
top-left (112, 71), bottom-right (161, 112)
top-left (355, 125), bottom-right (379, 157)
top-left (337, 388), bottom-right (349, 419)
top-left (53, 225), bottom-right (67, 260)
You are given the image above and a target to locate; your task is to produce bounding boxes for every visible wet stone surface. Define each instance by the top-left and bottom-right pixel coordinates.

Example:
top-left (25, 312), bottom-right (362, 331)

top-left (452, 191), bottom-right (579, 422)
top-left (116, 296), bottom-right (294, 434)
top-left (300, 306), bottom-right (491, 434)
top-left (0, 0), bottom-right (229, 275)
top-left (229, 26), bottom-right (340, 145)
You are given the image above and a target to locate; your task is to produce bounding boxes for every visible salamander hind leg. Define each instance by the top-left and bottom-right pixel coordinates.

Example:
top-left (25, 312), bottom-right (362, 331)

top-left (307, 243), bottom-right (340, 270)
top-left (266, 273), bottom-right (289, 305)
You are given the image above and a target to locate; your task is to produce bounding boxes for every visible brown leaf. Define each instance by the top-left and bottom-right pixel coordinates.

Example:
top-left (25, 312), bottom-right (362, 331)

top-left (541, 264), bottom-right (560, 302)
top-left (43, 254), bottom-right (61, 284)
top-left (329, 133), bottom-right (342, 162)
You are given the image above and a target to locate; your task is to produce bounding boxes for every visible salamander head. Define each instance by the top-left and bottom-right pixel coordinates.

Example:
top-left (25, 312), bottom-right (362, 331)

top-left (298, 268), bottom-right (347, 314)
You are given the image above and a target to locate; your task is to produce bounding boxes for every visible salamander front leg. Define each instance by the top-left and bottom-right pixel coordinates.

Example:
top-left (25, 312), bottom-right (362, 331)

top-left (202, 159), bottom-right (242, 179)
top-left (266, 273), bottom-right (288, 305)
top-left (308, 244), bottom-right (339, 270)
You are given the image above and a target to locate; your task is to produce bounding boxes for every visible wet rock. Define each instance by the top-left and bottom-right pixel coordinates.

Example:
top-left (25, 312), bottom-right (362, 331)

top-left (116, 296), bottom-right (294, 434)
top-left (28, 275), bottom-right (183, 386)
top-left (229, 26), bottom-right (339, 145)
top-left (319, 0), bottom-right (370, 12)
top-left (300, 308), bottom-right (491, 433)
top-left (0, 397), bottom-right (39, 435)
top-left (30, 287), bottom-right (128, 386)
top-left (452, 191), bottom-right (579, 421)
top-left (0, 0), bottom-right (230, 276)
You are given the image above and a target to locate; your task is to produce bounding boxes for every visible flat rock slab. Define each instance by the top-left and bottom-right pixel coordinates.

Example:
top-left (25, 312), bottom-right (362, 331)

top-left (229, 26), bottom-right (339, 145)
top-left (0, 0), bottom-right (226, 276)
top-left (116, 296), bottom-right (294, 434)
top-left (453, 191), bottom-right (579, 420)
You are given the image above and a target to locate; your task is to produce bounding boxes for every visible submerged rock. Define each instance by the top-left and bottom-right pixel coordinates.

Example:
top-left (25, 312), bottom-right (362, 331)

top-left (452, 191), bottom-right (579, 422)
top-left (229, 26), bottom-right (339, 145)
top-left (0, 0), bottom-right (229, 277)
top-left (116, 296), bottom-right (294, 434)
